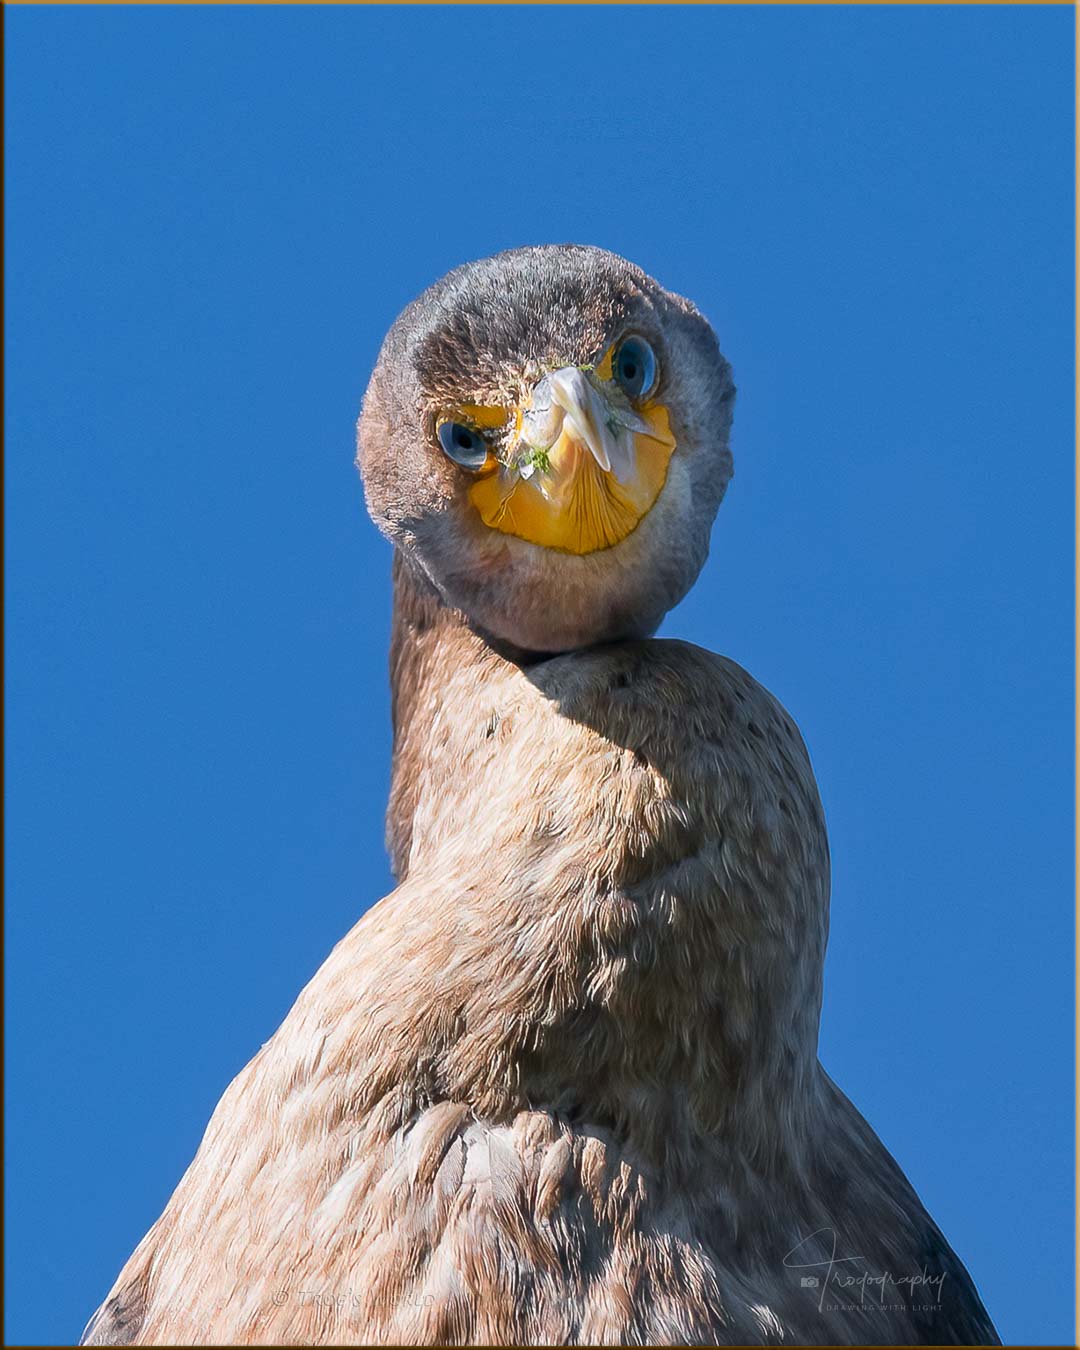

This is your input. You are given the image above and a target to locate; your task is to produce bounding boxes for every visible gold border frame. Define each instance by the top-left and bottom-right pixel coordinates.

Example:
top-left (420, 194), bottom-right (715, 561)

top-left (3, 0), bottom-right (1076, 7)
top-left (4, 3), bottom-right (1075, 1346)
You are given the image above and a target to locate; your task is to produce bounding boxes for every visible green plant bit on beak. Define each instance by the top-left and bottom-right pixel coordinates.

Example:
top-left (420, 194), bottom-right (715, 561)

top-left (518, 445), bottom-right (552, 479)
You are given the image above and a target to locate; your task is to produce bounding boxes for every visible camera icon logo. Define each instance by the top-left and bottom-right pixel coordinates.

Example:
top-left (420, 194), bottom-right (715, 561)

top-left (800, 1276), bottom-right (820, 1288)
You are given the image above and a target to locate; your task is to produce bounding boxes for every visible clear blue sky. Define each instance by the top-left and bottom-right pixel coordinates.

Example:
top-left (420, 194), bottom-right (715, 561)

top-left (5, 6), bottom-right (1073, 1346)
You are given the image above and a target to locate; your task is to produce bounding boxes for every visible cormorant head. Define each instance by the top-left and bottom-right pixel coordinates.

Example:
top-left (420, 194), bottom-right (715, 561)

top-left (357, 244), bottom-right (735, 654)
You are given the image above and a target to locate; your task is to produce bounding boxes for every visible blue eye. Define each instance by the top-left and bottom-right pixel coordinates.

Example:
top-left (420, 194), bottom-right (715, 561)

top-left (437, 420), bottom-right (490, 470)
top-left (613, 336), bottom-right (658, 398)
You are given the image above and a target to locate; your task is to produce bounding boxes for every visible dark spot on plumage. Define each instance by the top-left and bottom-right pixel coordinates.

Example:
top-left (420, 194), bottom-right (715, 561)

top-left (79, 1282), bottom-right (147, 1346)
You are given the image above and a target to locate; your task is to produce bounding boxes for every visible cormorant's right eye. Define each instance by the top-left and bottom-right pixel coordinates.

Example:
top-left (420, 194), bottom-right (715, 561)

top-left (613, 335), bottom-right (658, 400)
top-left (437, 420), bottom-right (490, 471)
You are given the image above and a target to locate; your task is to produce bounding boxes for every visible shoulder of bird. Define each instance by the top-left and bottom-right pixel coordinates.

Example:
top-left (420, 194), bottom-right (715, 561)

top-left (83, 639), bottom-right (995, 1347)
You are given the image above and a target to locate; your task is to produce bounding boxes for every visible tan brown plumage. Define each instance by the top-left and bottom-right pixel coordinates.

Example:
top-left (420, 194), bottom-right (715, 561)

top-left (83, 245), bottom-right (998, 1346)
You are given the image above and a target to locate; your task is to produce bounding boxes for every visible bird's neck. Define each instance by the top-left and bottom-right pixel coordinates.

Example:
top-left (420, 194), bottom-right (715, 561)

top-left (385, 553), bottom-right (514, 879)
top-left (383, 553), bottom-right (825, 1174)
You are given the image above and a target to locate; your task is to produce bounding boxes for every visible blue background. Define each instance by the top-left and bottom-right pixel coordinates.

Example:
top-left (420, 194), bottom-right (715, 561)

top-left (5, 6), bottom-right (1074, 1345)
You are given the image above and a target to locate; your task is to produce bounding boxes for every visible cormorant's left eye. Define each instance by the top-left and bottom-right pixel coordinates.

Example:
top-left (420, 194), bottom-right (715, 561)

top-left (437, 420), bottom-right (490, 471)
top-left (613, 336), bottom-right (658, 399)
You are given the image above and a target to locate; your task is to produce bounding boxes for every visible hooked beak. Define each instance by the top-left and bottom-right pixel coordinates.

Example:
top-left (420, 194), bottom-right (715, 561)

top-left (522, 367), bottom-right (654, 486)
top-left (468, 365), bottom-right (676, 555)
